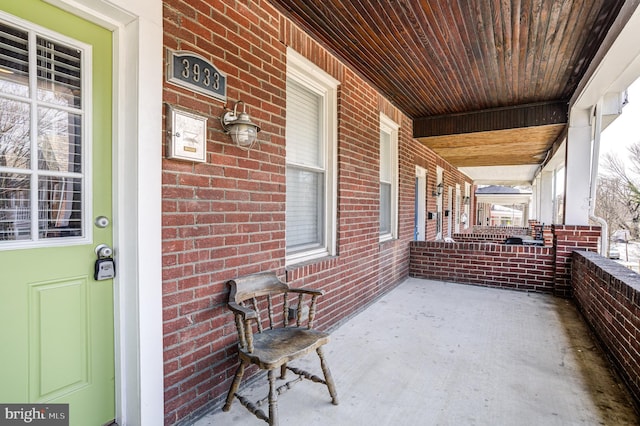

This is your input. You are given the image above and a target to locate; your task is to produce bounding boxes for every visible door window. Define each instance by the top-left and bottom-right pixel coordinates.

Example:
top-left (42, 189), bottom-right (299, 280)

top-left (0, 20), bottom-right (87, 245)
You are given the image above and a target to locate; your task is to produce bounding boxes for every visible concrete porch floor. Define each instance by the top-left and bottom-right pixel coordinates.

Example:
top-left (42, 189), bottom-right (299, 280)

top-left (193, 278), bottom-right (639, 425)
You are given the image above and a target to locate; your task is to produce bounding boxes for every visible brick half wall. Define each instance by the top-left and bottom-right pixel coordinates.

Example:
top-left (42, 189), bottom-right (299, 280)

top-left (452, 233), bottom-right (511, 244)
top-left (412, 225), bottom-right (600, 296)
top-left (470, 226), bottom-right (529, 235)
top-left (410, 241), bottom-right (555, 292)
top-left (572, 251), bottom-right (640, 409)
top-left (553, 225), bottom-right (600, 297)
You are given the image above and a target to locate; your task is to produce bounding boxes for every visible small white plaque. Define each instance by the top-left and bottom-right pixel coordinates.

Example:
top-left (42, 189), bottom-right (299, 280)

top-left (166, 105), bottom-right (207, 162)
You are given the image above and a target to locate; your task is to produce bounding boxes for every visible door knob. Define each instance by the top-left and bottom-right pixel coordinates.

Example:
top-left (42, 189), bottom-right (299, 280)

top-left (95, 216), bottom-right (110, 228)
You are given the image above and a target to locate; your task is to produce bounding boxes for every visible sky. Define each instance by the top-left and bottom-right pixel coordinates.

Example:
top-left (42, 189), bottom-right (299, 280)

top-left (599, 77), bottom-right (640, 167)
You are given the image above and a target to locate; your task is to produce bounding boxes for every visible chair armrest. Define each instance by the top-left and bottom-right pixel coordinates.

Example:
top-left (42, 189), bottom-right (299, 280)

top-left (228, 301), bottom-right (258, 320)
top-left (288, 288), bottom-right (324, 297)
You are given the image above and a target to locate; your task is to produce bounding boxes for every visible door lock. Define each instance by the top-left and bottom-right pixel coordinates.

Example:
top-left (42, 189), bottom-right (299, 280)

top-left (94, 244), bottom-right (115, 281)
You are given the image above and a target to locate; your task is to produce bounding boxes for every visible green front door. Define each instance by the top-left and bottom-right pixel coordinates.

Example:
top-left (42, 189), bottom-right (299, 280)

top-left (0, 1), bottom-right (115, 425)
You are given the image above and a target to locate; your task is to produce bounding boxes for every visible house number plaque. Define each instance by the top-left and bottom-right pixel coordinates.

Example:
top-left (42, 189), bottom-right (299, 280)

top-left (167, 50), bottom-right (227, 102)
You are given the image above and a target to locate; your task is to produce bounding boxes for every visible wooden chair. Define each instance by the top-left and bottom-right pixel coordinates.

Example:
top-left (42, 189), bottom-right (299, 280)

top-left (223, 272), bottom-right (339, 425)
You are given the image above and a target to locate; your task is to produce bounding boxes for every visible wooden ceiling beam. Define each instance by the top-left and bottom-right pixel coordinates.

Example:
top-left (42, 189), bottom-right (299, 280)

top-left (413, 101), bottom-right (568, 138)
top-left (442, 155), bottom-right (544, 168)
top-left (417, 124), bottom-right (566, 148)
top-left (416, 124), bottom-right (566, 169)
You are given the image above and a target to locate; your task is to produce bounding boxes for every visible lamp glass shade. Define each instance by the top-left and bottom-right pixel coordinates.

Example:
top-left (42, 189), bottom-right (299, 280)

top-left (230, 123), bottom-right (257, 147)
top-left (222, 107), bottom-right (260, 148)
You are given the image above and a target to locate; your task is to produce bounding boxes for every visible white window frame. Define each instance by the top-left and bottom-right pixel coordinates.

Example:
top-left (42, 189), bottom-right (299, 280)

top-left (285, 48), bottom-right (338, 265)
top-left (379, 113), bottom-right (399, 242)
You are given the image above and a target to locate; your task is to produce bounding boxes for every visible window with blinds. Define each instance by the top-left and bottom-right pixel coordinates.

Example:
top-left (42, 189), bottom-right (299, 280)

top-left (380, 129), bottom-right (391, 235)
top-left (379, 114), bottom-right (399, 241)
top-left (286, 79), bottom-right (325, 252)
top-left (285, 48), bottom-right (338, 264)
top-left (0, 20), bottom-right (86, 244)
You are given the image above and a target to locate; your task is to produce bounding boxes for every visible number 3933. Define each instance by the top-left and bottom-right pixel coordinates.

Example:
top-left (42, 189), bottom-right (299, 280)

top-left (168, 51), bottom-right (227, 101)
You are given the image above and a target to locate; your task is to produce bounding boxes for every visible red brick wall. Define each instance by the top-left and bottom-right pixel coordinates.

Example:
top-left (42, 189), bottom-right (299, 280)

top-left (409, 241), bottom-right (556, 292)
top-left (163, 1), bottom-right (289, 422)
top-left (161, 1), bottom-right (472, 424)
top-left (572, 251), bottom-right (640, 407)
top-left (553, 225), bottom-right (600, 297)
top-left (410, 226), bottom-right (602, 298)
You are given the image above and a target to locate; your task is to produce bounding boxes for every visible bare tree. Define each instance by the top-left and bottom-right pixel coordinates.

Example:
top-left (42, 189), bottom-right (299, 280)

top-left (595, 175), bottom-right (633, 241)
top-left (602, 143), bottom-right (640, 239)
top-left (1, 78), bottom-right (79, 240)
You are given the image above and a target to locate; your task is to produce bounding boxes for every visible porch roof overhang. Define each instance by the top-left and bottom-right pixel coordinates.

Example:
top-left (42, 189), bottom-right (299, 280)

top-left (269, 0), bottom-right (635, 184)
top-left (475, 185), bottom-right (533, 205)
top-left (475, 193), bottom-right (533, 206)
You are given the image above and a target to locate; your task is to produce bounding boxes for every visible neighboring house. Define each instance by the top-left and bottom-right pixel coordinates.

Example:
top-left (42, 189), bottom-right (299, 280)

top-left (475, 185), bottom-right (532, 227)
top-left (489, 204), bottom-right (524, 227)
top-left (1, 1), bottom-right (639, 426)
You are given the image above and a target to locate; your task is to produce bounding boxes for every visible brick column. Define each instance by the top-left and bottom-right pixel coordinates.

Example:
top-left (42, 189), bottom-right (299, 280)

top-left (552, 225), bottom-right (600, 297)
top-left (542, 226), bottom-right (553, 247)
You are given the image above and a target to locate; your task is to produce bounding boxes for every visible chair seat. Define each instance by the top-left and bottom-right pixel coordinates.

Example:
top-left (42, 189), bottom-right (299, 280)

top-left (239, 327), bottom-right (330, 370)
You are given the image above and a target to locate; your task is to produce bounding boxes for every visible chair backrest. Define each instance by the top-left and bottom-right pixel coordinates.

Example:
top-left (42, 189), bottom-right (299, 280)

top-left (227, 272), bottom-right (322, 352)
top-left (228, 272), bottom-right (290, 303)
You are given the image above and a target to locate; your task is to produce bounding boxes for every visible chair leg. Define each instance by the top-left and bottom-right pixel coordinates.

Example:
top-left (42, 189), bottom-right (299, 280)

top-left (223, 360), bottom-right (246, 412)
top-left (279, 363), bottom-right (287, 379)
top-left (316, 347), bottom-right (339, 405)
top-left (268, 369), bottom-right (279, 426)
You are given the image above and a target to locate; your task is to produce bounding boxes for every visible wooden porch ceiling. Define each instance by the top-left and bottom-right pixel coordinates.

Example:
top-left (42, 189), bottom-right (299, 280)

top-left (270, 0), bottom-right (626, 176)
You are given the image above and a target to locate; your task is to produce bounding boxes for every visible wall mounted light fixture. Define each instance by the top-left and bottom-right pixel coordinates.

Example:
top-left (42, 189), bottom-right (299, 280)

top-left (433, 183), bottom-right (443, 197)
top-left (220, 100), bottom-right (260, 149)
top-left (463, 196), bottom-right (471, 205)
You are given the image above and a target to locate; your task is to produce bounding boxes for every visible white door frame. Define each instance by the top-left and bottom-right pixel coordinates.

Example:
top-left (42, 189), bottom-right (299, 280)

top-left (464, 182), bottom-right (471, 230)
top-left (454, 184), bottom-right (461, 234)
top-left (45, 1), bottom-right (164, 425)
top-left (436, 167), bottom-right (443, 240)
top-left (447, 186), bottom-right (453, 237)
top-left (415, 166), bottom-right (426, 241)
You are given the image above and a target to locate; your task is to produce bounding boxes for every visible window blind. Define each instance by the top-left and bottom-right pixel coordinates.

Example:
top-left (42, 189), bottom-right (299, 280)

top-left (286, 78), bottom-right (325, 250)
top-left (286, 79), bottom-right (322, 167)
top-left (380, 128), bottom-right (391, 234)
